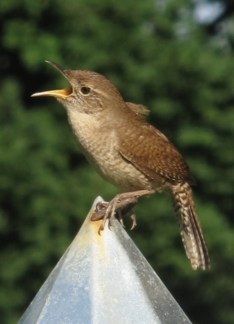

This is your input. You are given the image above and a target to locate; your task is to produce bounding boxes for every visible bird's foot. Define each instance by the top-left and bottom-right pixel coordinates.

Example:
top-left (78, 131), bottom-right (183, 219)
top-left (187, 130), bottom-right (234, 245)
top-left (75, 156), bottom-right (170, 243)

top-left (90, 190), bottom-right (154, 234)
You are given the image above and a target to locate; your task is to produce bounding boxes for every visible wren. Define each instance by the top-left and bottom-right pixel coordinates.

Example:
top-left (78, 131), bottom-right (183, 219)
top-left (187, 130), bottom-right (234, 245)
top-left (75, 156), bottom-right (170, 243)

top-left (32, 61), bottom-right (210, 270)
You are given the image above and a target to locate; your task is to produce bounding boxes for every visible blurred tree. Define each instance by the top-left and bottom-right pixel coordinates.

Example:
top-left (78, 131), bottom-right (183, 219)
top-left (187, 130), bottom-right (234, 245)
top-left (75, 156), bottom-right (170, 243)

top-left (195, 0), bottom-right (234, 32)
top-left (0, 0), bottom-right (234, 323)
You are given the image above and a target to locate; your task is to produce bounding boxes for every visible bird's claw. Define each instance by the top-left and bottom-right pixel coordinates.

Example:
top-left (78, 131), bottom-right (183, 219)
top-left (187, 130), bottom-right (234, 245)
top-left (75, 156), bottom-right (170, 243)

top-left (90, 190), bottom-right (153, 234)
top-left (130, 213), bottom-right (137, 230)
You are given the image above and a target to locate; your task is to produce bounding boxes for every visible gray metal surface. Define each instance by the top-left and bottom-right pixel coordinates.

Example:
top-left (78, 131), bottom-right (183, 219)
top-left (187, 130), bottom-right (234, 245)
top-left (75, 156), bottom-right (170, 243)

top-left (19, 196), bottom-right (191, 324)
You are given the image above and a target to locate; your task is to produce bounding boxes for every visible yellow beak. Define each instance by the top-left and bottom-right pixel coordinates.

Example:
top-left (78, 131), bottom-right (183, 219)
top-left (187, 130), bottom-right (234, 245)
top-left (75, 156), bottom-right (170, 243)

top-left (31, 61), bottom-right (72, 99)
top-left (31, 88), bottom-right (71, 99)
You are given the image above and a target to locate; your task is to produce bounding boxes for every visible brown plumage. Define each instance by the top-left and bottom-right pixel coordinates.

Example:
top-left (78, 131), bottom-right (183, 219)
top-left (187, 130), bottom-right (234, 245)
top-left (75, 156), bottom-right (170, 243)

top-left (32, 61), bottom-right (210, 270)
top-left (171, 183), bottom-right (209, 270)
top-left (117, 114), bottom-right (209, 270)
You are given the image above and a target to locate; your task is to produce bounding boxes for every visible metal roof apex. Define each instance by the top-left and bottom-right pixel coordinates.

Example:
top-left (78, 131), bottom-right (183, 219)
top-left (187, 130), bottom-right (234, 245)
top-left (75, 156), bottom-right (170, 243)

top-left (19, 196), bottom-right (191, 324)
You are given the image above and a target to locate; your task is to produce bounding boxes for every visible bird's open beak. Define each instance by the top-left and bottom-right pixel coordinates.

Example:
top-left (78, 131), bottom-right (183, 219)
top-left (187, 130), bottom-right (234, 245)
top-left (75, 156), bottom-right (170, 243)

top-left (31, 61), bottom-right (72, 99)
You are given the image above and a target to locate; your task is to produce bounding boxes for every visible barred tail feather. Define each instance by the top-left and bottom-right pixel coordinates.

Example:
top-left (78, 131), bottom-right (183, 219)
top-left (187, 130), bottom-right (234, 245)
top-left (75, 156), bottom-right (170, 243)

top-left (171, 182), bottom-right (210, 270)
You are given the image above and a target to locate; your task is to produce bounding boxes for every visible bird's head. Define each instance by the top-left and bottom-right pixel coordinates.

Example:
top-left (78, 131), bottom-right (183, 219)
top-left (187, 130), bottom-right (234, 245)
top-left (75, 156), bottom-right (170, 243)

top-left (32, 61), bottom-right (124, 116)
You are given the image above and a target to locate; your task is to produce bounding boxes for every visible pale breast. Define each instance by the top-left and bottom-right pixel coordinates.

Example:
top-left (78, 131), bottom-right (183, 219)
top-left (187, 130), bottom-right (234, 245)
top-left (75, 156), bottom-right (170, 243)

top-left (67, 111), bottom-right (154, 191)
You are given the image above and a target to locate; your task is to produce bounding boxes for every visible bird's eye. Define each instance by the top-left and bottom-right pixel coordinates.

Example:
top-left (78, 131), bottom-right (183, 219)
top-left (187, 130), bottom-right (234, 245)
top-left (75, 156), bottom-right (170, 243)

top-left (80, 86), bottom-right (91, 95)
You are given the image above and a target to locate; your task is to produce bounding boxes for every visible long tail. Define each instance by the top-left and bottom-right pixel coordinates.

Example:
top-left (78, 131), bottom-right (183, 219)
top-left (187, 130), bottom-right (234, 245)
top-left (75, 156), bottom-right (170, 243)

top-left (171, 182), bottom-right (210, 270)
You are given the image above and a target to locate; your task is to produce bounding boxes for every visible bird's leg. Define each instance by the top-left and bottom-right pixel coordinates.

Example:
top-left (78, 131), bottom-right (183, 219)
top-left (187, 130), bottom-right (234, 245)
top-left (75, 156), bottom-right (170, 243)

top-left (114, 200), bottom-right (138, 230)
top-left (91, 189), bottom-right (154, 234)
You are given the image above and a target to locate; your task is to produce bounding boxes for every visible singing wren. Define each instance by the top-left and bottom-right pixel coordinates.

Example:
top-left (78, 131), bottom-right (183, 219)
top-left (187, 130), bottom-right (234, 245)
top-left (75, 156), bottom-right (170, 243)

top-left (32, 61), bottom-right (210, 270)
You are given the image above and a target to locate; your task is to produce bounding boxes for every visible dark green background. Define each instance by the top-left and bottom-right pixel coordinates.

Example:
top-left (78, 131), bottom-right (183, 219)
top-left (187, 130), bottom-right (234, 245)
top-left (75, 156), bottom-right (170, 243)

top-left (1, 1), bottom-right (234, 323)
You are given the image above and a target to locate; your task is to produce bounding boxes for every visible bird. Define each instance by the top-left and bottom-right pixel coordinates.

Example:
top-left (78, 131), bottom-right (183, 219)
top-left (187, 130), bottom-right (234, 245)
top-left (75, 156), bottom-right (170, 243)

top-left (32, 61), bottom-right (210, 270)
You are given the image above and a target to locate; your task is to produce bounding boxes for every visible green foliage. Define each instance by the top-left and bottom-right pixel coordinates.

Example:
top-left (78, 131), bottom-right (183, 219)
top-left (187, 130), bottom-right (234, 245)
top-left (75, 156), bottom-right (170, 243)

top-left (0, 0), bottom-right (234, 323)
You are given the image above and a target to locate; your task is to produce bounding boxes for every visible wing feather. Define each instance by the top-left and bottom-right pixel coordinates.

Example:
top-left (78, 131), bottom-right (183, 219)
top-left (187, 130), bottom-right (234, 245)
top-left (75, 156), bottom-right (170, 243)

top-left (118, 120), bottom-right (194, 185)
